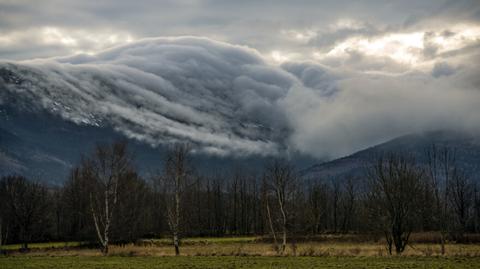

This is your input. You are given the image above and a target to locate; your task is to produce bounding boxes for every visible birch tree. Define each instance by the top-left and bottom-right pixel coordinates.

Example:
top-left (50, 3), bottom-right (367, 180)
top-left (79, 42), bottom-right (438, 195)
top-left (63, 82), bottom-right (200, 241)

top-left (162, 143), bottom-right (191, 256)
top-left (82, 141), bottom-right (132, 254)
top-left (264, 160), bottom-right (296, 255)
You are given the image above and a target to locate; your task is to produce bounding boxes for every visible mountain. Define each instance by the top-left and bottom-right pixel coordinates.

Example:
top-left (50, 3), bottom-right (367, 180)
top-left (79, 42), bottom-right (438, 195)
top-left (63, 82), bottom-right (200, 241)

top-left (0, 37), bottom-right (296, 157)
top-left (1, 37), bottom-right (479, 184)
top-left (2, 101), bottom-right (479, 185)
top-left (0, 37), bottom-right (322, 184)
top-left (0, 104), bottom-right (317, 184)
top-left (301, 131), bottom-right (480, 182)
top-left (0, 104), bottom-right (162, 183)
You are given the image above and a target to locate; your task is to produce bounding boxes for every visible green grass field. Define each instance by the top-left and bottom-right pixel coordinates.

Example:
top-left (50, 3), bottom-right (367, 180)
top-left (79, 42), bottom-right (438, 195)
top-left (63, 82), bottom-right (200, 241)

top-left (1, 256), bottom-right (480, 269)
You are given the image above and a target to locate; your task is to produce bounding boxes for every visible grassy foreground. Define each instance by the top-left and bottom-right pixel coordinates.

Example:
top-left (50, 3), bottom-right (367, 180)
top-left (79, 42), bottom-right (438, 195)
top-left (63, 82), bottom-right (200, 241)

top-left (1, 256), bottom-right (480, 269)
top-left (2, 237), bottom-right (480, 268)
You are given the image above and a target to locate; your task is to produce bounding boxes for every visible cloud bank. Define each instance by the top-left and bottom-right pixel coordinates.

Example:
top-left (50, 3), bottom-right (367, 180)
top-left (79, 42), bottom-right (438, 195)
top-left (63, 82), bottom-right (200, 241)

top-left (1, 37), bottom-right (480, 159)
top-left (282, 61), bottom-right (480, 158)
top-left (0, 37), bottom-right (295, 156)
top-left (1, 0), bottom-right (479, 63)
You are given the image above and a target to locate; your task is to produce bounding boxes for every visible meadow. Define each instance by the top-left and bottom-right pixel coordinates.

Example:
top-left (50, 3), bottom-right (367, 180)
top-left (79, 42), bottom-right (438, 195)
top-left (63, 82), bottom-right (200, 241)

top-left (2, 256), bottom-right (480, 269)
top-left (2, 236), bottom-right (480, 268)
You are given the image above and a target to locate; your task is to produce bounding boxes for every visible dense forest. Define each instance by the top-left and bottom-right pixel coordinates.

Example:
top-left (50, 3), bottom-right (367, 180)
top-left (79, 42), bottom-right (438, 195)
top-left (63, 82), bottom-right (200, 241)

top-left (1, 141), bottom-right (480, 255)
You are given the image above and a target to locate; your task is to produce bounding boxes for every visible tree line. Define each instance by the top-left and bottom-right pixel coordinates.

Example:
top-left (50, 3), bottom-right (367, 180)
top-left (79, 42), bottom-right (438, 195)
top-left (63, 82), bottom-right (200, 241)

top-left (1, 141), bottom-right (480, 255)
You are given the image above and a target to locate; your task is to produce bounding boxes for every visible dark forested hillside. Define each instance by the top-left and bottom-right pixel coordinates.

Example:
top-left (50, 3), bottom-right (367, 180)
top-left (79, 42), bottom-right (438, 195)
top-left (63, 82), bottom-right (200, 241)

top-left (0, 105), bottom-right (164, 183)
top-left (302, 131), bottom-right (480, 182)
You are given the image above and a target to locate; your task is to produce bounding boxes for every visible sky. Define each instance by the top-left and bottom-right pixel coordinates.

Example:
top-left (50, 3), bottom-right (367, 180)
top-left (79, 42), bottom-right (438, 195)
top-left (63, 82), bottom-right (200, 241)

top-left (1, 0), bottom-right (480, 159)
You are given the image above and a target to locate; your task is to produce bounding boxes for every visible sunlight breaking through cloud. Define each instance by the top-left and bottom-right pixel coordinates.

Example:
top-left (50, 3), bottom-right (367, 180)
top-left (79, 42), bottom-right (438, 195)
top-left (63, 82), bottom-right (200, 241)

top-left (313, 24), bottom-right (480, 69)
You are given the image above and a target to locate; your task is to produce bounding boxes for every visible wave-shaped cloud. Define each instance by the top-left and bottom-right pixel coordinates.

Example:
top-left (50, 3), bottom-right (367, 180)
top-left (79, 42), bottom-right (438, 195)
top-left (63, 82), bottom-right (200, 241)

top-left (0, 37), bottom-right (297, 156)
top-left (1, 36), bottom-right (480, 159)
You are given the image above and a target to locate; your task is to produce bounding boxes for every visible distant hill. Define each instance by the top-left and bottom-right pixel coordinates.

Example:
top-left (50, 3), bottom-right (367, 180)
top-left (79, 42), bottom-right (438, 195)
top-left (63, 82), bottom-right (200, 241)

top-left (301, 131), bottom-right (480, 182)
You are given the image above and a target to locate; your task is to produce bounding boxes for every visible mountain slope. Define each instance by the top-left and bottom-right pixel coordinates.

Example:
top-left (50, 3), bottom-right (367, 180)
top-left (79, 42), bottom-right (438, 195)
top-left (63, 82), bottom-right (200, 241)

top-left (1, 37), bottom-right (479, 183)
top-left (0, 37), bottom-right (296, 157)
top-left (0, 104), bottom-right (315, 184)
top-left (301, 131), bottom-right (480, 181)
top-left (0, 105), bottom-right (163, 183)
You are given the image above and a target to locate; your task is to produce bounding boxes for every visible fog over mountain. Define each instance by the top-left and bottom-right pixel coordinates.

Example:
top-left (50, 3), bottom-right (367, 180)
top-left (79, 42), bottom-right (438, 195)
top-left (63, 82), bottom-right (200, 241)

top-left (1, 36), bottom-right (480, 160)
top-left (2, 37), bottom-right (294, 157)
top-left (1, 0), bottom-right (480, 163)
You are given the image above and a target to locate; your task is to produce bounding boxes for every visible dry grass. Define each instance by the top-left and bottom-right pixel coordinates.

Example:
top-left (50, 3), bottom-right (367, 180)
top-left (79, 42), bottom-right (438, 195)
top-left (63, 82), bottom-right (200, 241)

top-left (3, 234), bottom-right (480, 258)
top-left (5, 241), bottom-right (480, 257)
top-left (4, 236), bottom-right (480, 269)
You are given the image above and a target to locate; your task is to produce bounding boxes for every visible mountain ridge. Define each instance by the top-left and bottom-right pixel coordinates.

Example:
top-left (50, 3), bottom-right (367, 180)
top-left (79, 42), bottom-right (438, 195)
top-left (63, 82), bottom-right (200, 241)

top-left (301, 130), bottom-right (480, 181)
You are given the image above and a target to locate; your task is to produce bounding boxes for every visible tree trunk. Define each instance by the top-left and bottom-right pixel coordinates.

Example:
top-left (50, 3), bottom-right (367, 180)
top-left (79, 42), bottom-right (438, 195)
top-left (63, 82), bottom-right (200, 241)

top-left (4, 223), bottom-right (8, 246)
top-left (91, 191), bottom-right (111, 255)
top-left (265, 199), bottom-right (278, 250)
top-left (278, 199), bottom-right (287, 254)
top-left (385, 232), bottom-right (393, 255)
top-left (440, 231), bottom-right (445, 255)
top-left (22, 226), bottom-right (29, 251)
top-left (174, 174), bottom-right (181, 256)
top-left (103, 189), bottom-right (110, 255)
top-left (173, 232), bottom-right (180, 256)
top-left (103, 222), bottom-right (109, 255)
top-left (103, 242), bottom-right (109, 254)
top-left (21, 226), bottom-right (29, 250)
top-left (281, 220), bottom-right (287, 254)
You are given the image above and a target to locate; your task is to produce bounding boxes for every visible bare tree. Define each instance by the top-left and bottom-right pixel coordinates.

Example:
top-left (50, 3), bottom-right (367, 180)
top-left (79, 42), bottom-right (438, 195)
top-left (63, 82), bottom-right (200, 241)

top-left (0, 176), bottom-right (48, 250)
top-left (229, 171), bottom-right (240, 235)
top-left (162, 143), bottom-right (192, 256)
top-left (80, 141), bottom-right (133, 254)
top-left (366, 154), bottom-right (424, 255)
top-left (331, 179), bottom-right (340, 233)
top-left (0, 178), bottom-right (7, 246)
top-left (0, 213), bottom-right (2, 248)
top-left (263, 174), bottom-right (278, 248)
top-left (425, 145), bottom-right (456, 254)
top-left (264, 160), bottom-right (296, 255)
top-left (113, 172), bottom-right (149, 243)
top-left (448, 167), bottom-right (472, 240)
top-left (341, 177), bottom-right (356, 233)
top-left (473, 183), bottom-right (480, 233)
top-left (62, 168), bottom-right (91, 243)
top-left (307, 182), bottom-right (328, 234)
